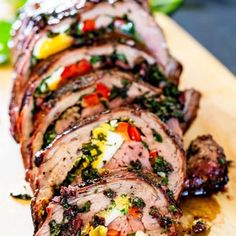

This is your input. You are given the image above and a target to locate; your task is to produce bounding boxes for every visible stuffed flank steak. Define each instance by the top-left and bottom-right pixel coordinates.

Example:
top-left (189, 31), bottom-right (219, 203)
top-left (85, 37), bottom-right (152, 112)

top-left (7, 1), bottom-right (211, 235)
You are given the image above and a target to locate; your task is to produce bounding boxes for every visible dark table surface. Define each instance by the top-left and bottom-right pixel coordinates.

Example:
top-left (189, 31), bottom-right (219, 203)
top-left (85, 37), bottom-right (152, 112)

top-left (172, 0), bottom-right (236, 74)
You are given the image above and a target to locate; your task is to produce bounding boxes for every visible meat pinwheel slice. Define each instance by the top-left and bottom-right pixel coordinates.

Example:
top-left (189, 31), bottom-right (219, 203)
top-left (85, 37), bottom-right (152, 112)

top-left (182, 135), bottom-right (229, 197)
top-left (32, 108), bottom-right (185, 228)
top-left (35, 169), bottom-right (181, 236)
top-left (10, 0), bottom-right (182, 140)
top-left (21, 69), bottom-right (166, 170)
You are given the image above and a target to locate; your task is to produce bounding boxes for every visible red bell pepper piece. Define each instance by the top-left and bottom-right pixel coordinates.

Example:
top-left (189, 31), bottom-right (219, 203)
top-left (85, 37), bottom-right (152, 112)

top-left (128, 207), bottom-right (142, 219)
top-left (77, 59), bottom-right (93, 75)
top-left (61, 59), bottom-right (92, 82)
top-left (149, 150), bottom-right (158, 159)
top-left (61, 64), bottom-right (79, 82)
top-left (116, 122), bottom-right (130, 140)
top-left (107, 229), bottom-right (121, 236)
top-left (96, 82), bottom-right (110, 99)
top-left (82, 19), bottom-right (96, 32)
top-left (128, 126), bottom-right (142, 141)
top-left (82, 93), bottom-right (100, 107)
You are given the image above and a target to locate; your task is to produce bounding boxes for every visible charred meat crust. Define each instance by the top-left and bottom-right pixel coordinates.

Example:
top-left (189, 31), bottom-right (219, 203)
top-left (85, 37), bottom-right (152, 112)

top-left (182, 135), bottom-right (229, 197)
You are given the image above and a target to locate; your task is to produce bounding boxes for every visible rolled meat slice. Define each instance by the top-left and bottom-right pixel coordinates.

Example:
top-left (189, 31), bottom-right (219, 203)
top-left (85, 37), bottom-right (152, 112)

top-left (21, 69), bottom-right (166, 170)
top-left (10, 0), bottom-right (182, 141)
top-left (32, 108), bottom-right (185, 228)
top-left (35, 169), bottom-right (180, 236)
top-left (35, 169), bottom-right (180, 235)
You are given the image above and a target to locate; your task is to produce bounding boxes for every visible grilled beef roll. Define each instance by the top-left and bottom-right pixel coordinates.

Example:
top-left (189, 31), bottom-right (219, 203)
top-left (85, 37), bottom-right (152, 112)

top-left (17, 44), bottom-right (199, 170)
top-left (10, 0), bottom-right (182, 141)
top-left (35, 169), bottom-right (181, 236)
top-left (31, 108), bottom-right (185, 228)
top-left (182, 135), bottom-right (229, 197)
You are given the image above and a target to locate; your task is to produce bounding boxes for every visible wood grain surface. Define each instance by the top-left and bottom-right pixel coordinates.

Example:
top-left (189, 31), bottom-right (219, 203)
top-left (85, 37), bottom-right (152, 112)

top-left (0, 13), bottom-right (235, 236)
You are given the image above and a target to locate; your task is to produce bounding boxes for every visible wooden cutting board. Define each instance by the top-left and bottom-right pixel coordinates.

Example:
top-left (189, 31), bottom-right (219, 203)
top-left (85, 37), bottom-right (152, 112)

top-left (0, 13), bottom-right (235, 236)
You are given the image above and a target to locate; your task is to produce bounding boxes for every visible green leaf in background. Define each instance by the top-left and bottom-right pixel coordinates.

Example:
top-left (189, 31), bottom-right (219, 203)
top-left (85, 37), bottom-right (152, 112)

top-left (150, 0), bottom-right (184, 14)
top-left (0, 21), bottom-right (11, 65)
top-left (7, 0), bottom-right (27, 11)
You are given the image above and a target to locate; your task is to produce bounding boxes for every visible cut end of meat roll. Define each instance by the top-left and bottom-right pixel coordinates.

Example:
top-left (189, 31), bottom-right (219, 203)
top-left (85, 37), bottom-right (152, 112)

top-left (35, 169), bottom-right (181, 236)
top-left (182, 135), bottom-right (229, 197)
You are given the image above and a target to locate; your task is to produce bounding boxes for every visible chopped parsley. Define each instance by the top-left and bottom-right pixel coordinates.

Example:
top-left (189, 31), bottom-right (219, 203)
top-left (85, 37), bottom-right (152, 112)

top-left (96, 132), bottom-right (107, 142)
top-left (90, 55), bottom-right (104, 64)
top-left (152, 129), bottom-right (163, 143)
top-left (49, 220), bottom-right (61, 236)
top-left (82, 143), bottom-right (102, 162)
top-left (159, 216), bottom-right (173, 230)
top-left (129, 159), bottom-right (142, 171)
top-left (218, 155), bottom-right (227, 166)
top-left (151, 156), bottom-right (172, 176)
top-left (149, 206), bottom-right (160, 218)
top-left (78, 201), bottom-right (91, 213)
top-left (34, 78), bottom-right (50, 96)
top-left (116, 53), bottom-right (128, 63)
top-left (168, 204), bottom-right (178, 213)
top-left (81, 167), bottom-right (101, 183)
top-left (103, 189), bottom-right (117, 199)
top-left (43, 129), bottom-right (57, 148)
top-left (166, 189), bottom-right (174, 198)
top-left (149, 206), bottom-right (173, 230)
top-left (141, 141), bottom-right (149, 150)
top-left (109, 80), bottom-right (131, 100)
top-left (132, 197), bottom-right (146, 209)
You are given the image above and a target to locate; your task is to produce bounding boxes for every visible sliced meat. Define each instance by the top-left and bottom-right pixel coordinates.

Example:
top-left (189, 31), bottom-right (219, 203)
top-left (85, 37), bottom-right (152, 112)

top-left (21, 69), bottom-right (164, 169)
top-left (34, 169), bottom-right (180, 235)
top-left (15, 42), bottom-right (159, 146)
top-left (10, 0), bottom-right (182, 141)
top-left (182, 135), bottom-right (229, 197)
top-left (180, 89), bottom-right (201, 132)
top-left (32, 108), bottom-right (185, 228)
